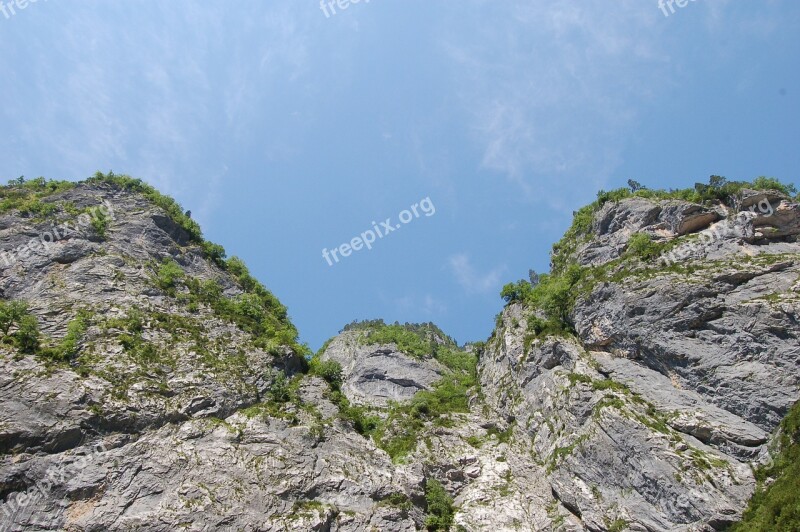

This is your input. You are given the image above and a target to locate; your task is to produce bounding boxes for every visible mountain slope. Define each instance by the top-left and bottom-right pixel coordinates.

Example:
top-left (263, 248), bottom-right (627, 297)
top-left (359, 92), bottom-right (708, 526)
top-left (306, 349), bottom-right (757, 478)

top-left (0, 174), bottom-right (799, 531)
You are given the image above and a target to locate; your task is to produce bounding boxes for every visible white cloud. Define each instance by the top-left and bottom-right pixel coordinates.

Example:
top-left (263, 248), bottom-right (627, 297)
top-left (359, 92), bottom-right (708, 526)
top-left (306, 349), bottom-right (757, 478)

top-left (422, 295), bottom-right (448, 315)
top-left (391, 294), bottom-right (447, 316)
top-left (442, 1), bottom-right (672, 199)
top-left (0, 1), bottom-right (316, 214)
top-left (448, 254), bottom-right (506, 295)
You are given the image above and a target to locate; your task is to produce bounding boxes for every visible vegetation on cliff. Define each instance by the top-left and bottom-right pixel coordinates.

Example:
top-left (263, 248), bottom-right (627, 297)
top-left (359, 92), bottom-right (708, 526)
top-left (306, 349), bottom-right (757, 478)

top-left (499, 175), bottom-right (799, 341)
top-left (0, 174), bottom-right (310, 363)
top-left (312, 320), bottom-right (479, 461)
top-left (731, 400), bottom-right (800, 531)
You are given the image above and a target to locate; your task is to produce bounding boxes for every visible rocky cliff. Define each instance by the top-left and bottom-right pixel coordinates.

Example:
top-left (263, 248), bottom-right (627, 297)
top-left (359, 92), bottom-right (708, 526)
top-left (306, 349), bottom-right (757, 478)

top-left (1, 174), bottom-right (798, 531)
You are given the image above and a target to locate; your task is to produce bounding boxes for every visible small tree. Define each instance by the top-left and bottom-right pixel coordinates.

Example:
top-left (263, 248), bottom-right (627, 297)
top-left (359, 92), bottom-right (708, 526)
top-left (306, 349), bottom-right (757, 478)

top-left (627, 179), bottom-right (645, 192)
top-left (0, 301), bottom-right (29, 336)
top-left (15, 314), bottom-right (41, 353)
top-left (709, 175), bottom-right (727, 189)
top-left (155, 258), bottom-right (184, 293)
top-left (202, 241), bottom-right (227, 266)
top-left (268, 370), bottom-right (292, 403)
top-left (500, 280), bottom-right (533, 303)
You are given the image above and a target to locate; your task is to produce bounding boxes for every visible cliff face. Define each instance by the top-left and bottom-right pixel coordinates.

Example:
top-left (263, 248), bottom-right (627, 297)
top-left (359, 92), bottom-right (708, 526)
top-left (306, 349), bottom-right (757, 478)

top-left (0, 176), bottom-right (798, 531)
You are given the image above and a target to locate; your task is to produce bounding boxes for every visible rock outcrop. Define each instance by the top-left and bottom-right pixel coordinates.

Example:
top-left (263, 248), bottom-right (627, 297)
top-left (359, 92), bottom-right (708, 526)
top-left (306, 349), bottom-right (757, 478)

top-left (320, 330), bottom-right (446, 407)
top-left (1, 176), bottom-right (798, 531)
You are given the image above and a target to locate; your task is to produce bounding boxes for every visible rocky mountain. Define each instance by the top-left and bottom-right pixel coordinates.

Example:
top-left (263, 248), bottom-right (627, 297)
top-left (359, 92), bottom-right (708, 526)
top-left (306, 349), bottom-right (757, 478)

top-left (0, 174), bottom-right (799, 531)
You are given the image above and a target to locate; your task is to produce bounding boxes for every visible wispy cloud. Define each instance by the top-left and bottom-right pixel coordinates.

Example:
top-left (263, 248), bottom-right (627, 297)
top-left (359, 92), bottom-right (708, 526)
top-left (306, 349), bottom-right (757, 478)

top-left (390, 293), bottom-right (447, 316)
top-left (0, 1), bottom-right (315, 219)
top-left (448, 254), bottom-right (506, 295)
top-left (442, 1), bottom-right (671, 199)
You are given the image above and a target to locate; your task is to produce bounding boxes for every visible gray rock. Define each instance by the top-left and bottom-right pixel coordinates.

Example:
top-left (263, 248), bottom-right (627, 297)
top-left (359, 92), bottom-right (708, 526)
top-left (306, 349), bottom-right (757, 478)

top-left (320, 331), bottom-right (445, 407)
top-left (2, 182), bottom-right (799, 531)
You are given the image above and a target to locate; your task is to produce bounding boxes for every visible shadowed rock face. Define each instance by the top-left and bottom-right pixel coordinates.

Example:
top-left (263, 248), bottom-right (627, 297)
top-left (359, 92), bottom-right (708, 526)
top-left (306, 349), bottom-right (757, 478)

top-left (1, 180), bottom-right (799, 531)
top-left (478, 191), bottom-right (800, 530)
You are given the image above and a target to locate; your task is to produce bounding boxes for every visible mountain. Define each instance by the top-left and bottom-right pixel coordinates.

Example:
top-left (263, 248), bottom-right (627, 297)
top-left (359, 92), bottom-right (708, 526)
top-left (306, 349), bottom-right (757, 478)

top-left (1, 173), bottom-right (798, 531)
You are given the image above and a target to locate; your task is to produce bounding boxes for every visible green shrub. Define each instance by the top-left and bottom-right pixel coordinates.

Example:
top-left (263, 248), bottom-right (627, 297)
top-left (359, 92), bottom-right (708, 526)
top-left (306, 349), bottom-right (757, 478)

top-left (18, 199), bottom-right (58, 217)
top-left (596, 187), bottom-right (634, 207)
top-left (506, 264), bottom-right (585, 339)
top-left (357, 321), bottom-right (455, 359)
top-left (14, 314), bottom-right (41, 353)
top-left (0, 177), bottom-right (76, 214)
top-left (121, 308), bottom-right (144, 333)
top-left (0, 300), bottom-right (40, 353)
top-left (41, 312), bottom-right (90, 362)
top-left (605, 518), bottom-right (630, 532)
top-left (526, 315), bottom-right (564, 339)
top-left (155, 258), bottom-right (185, 294)
top-left (91, 214), bottom-right (109, 238)
top-left (117, 330), bottom-right (164, 366)
top-left (380, 492), bottom-right (413, 510)
top-left (182, 274), bottom-right (305, 357)
top-left (309, 358), bottom-right (343, 390)
top-left (487, 425), bottom-right (514, 444)
top-left (500, 280), bottom-right (534, 303)
top-left (751, 176), bottom-right (797, 197)
top-left (626, 233), bottom-right (666, 262)
top-left (424, 479), bottom-right (455, 531)
top-left (434, 347), bottom-right (477, 374)
top-left (731, 400), bottom-right (800, 531)
top-left (203, 241), bottom-right (227, 267)
top-left (267, 371), bottom-right (294, 403)
top-left (327, 390), bottom-right (382, 437)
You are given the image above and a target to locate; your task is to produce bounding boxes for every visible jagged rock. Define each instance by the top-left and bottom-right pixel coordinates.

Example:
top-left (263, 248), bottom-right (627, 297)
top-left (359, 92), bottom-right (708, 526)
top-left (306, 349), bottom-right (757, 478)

top-left (1, 179), bottom-right (799, 531)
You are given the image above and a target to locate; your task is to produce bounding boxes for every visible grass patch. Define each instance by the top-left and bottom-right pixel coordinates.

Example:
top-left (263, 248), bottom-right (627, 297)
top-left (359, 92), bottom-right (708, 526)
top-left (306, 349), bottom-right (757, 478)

top-left (730, 399), bottom-right (800, 531)
top-left (0, 176), bottom-right (76, 215)
top-left (40, 311), bottom-right (91, 362)
top-left (501, 175), bottom-right (799, 340)
top-left (351, 319), bottom-right (457, 358)
top-left (375, 368), bottom-right (476, 460)
top-left (547, 434), bottom-right (590, 473)
top-left (0, 300), bottom-right (41, 354)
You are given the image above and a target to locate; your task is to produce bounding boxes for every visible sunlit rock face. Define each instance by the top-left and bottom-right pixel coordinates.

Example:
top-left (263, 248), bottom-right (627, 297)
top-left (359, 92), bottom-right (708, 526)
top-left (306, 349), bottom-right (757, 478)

top-left (1, 179), bottom-right (798, 531)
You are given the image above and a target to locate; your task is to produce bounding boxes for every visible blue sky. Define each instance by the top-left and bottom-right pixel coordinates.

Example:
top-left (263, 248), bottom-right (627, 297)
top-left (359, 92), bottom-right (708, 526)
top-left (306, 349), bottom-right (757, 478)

top-left (1, 1), bottom-right (798, 349)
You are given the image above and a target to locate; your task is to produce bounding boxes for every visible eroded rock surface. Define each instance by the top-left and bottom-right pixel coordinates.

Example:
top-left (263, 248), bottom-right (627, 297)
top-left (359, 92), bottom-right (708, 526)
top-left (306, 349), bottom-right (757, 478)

top-left (321, 330), bottom-right (446, 407)
top-left (1, 180), bottom-right (799, 531)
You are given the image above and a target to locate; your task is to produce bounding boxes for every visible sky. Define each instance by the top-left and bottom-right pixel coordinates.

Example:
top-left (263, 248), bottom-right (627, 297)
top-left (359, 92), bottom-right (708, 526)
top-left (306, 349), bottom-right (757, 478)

top-left (1, 1), bottom-right (798, 350)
